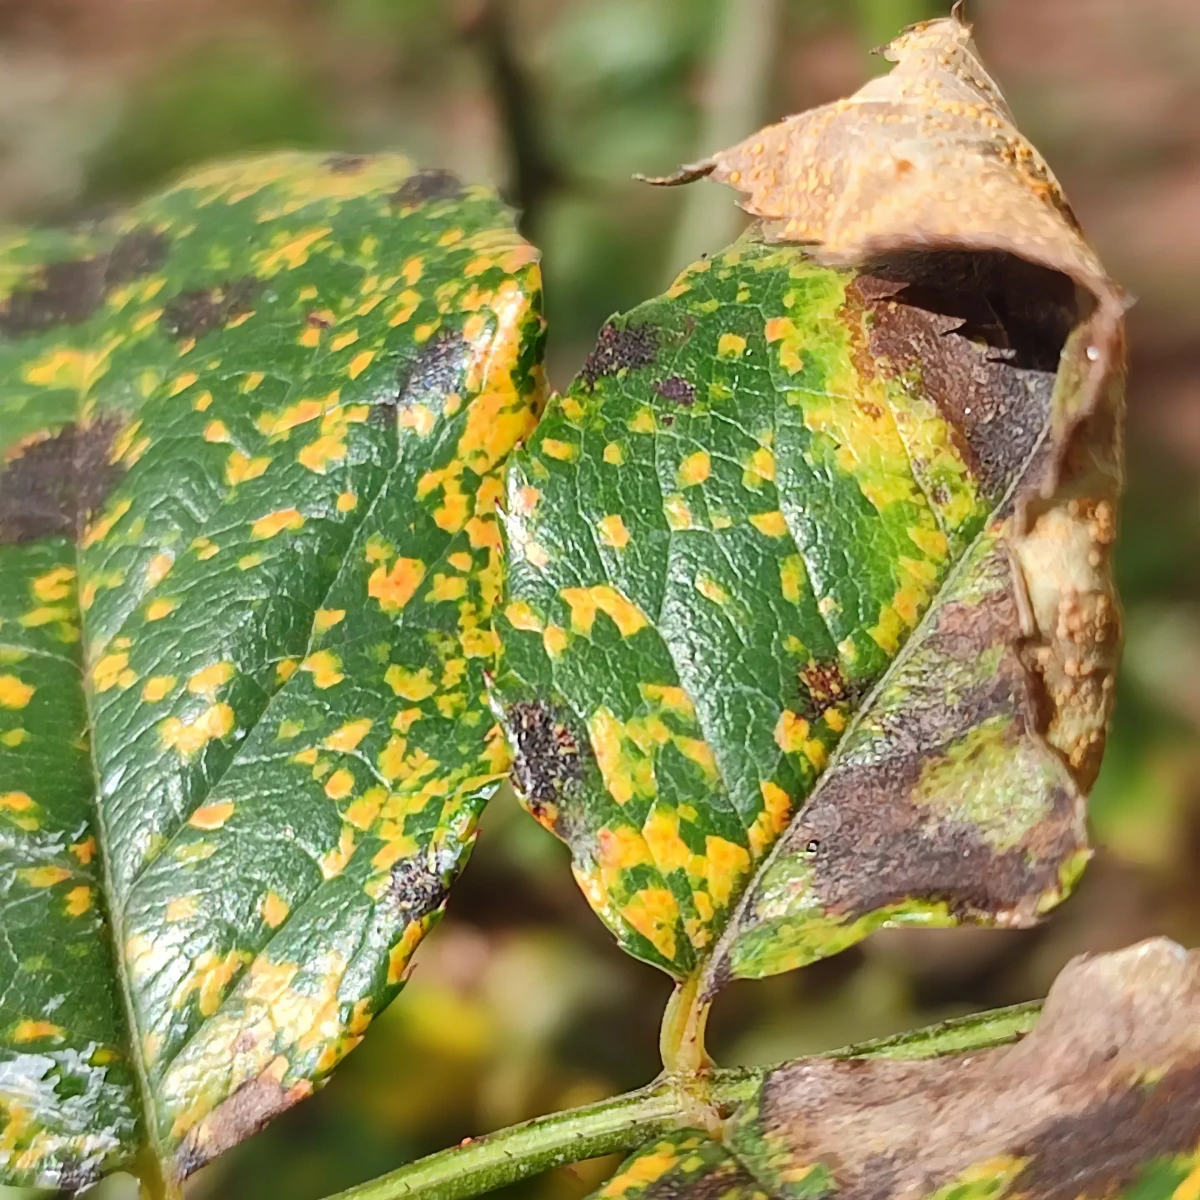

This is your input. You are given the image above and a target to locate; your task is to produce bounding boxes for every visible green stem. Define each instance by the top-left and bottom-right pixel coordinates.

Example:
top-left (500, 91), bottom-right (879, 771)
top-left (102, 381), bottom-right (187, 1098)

top-left (326, 1001), bottom-right (1041, 1200)
top-left (326, 1080), bottom-right (686, 1200)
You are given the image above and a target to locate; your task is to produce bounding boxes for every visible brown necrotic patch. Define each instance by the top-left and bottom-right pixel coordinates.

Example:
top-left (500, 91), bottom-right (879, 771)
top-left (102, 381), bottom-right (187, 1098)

top-left (0, 417), bottom-right (126, 544)
top-left (748, 942), bottom-right (1200, 1200)
top-left (767, 550), bottom-right (1086, 925)
top-left (0, 227), bottom-right (168, 337)
top-left (160, 277), bottom-right (261, 341)
top-left (579, 321), bottom-right (661, 389)
top-left (655, 375), bottom-right (697, 406)
top-left (505, 700), bottom-right (587, 828)
top-left (391, 170), bottom-right (465, 206)
top-left (848, 251), bottom-right (1072, 500)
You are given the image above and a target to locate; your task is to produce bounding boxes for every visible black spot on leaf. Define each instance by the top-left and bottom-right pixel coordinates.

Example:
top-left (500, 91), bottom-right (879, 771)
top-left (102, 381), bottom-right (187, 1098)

top-left (655, 375), bottom-right (697, 405)
top-left (579, 321), bottom-right (660, 389)
top-left (391, 170), bottom-right (465, 206)
top-left (506, 700), bottom-right (587, 828)
top-left (105, 228), bottom-right (169, 284)
top-left (379, 332), bottom-right (469, 428)
top-left (0, 417), bottom-right (126, 544)
top-left (0, 258), bottom-right (105, 336)
top-left (325, 153), bottom-right (372, 174)
top-left (160, 277), bottom-right (261, 341)
top-left (0, 227), bottom-right (169, 337)
top-left (384, 856), bottom-right (446, 920)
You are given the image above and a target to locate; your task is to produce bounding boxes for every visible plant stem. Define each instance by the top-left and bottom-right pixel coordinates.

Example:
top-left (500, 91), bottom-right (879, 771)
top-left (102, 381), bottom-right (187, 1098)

top-left (325, 1081), bottom-right (685, 1200)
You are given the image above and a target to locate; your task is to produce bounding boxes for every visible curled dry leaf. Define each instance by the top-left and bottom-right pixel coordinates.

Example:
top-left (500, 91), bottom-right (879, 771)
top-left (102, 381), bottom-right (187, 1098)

top-left (496, 6), bottom-right (1126, 1048)
top-left (590, 940), bottom-right (1200, 1200)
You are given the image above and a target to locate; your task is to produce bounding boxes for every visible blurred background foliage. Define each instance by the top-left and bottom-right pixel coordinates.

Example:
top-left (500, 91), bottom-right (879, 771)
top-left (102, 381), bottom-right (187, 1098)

top-left (2, 0), bottom-right (1199, 1196)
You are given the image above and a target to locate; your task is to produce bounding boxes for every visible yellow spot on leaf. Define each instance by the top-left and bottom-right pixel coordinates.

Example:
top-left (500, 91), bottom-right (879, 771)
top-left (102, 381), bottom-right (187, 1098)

top-left (32, 566), bottom-right (74, 603)
top-left (251, 508), bottom-right (305, 539)
top-left (261, 892), bottom-right (289, 928)
top-left (369, 557), bottom-right (426, 612)
top-left (0, 674), bottom-right (34, 709)
top-left (302, 650), bottom-right (344, 689)
top-left (780, 555), bottom-right (807, 605)
top-left (629, 409), bottom-right (656, 434)
top-left (337, 491), bottom-right (357, 513)
top-left (65, 885), bottom-right (92, 916)
top-left (348, 350), bottom-right (375, 379)
top-left (542, 438), bottom-right (576, 462)
top-left (750, 781), bottom-right (794, 858)
top-left (750, 510), bottom-right (788, 537)
top-left (144, 553), bottom-right (174, 587)
top-left (143, 675), bottom-right (177, 702)
top-left (226, 451), bottom-right (271, 486)
top-left (620, 888), bottom-right (679, 962)
top-left (321, 827), bottom-right (357, 879)
top-left (189, 801), bottom-right (235, 830)
top-left (160, 703), bottom-right (235, 757)
top-left (598, 515), bottom-right (631, 549)
top-left (718, 333), bottom-right (747, 358)
top-left (203, 420), bottom-right (231, 443)
top-left (603, 442), bottom-right (624, 466)
top-left (775, 711), bottom-right (811, 754)
top-left (12, 1021), bottom-right (64, 1043)
top-left (19, 866), bottom-right (70, 888)
top-left (188, 661), bottom-right (234, 700)
top-left (543, 625), bottom-right (568, 657)
top-left (145, 597), bottom-right (178, 621)
top-left (561, 586), bottom-right (648, 638)
top-left (92, 653), bottom-right (134, 692)
top-left (314, 608), bottom-right (346, 634)
top-left (504, 601), bottom-right (543, 632)
top-left (324, 769), bottom-right (355, 800)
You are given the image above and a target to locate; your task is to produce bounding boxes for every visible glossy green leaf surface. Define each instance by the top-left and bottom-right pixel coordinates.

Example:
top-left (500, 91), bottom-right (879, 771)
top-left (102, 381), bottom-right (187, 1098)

top-left (492, 237), bottom-right (1121, 984)
top-left (589, 940), bottom-right (1200, 1200)
top-left (0, 152), bottom-right (544, 1190)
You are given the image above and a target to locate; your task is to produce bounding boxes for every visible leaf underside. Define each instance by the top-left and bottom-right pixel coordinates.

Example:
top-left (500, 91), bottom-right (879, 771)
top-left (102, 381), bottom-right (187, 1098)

top-left (0, 152), bottom-right (544, 1190)
top-left (493, 12), bottom-right (1123, 991)
top-left (588, 940), bottom-right (1200, 1200)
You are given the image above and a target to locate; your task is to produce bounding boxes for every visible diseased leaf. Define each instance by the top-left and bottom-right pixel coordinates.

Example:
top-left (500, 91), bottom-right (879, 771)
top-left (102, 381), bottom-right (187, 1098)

top-left (589, 940), bottom-right (1200, 1200)
top-left (0, 152), bottom-right (543, 1192)
top-left (493, 11), bottom-right (1124, 1021)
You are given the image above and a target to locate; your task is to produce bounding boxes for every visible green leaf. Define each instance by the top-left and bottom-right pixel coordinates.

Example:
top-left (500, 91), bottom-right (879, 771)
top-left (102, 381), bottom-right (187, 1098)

top-left (0, 152), bottom-right (544, 1192)
top-left (589, 940), bottom-right (1200, 1200)
top-left (492, 234), bottom-right (1120, 993)
top-left (492, 11), bottom-right (1124, 1029)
